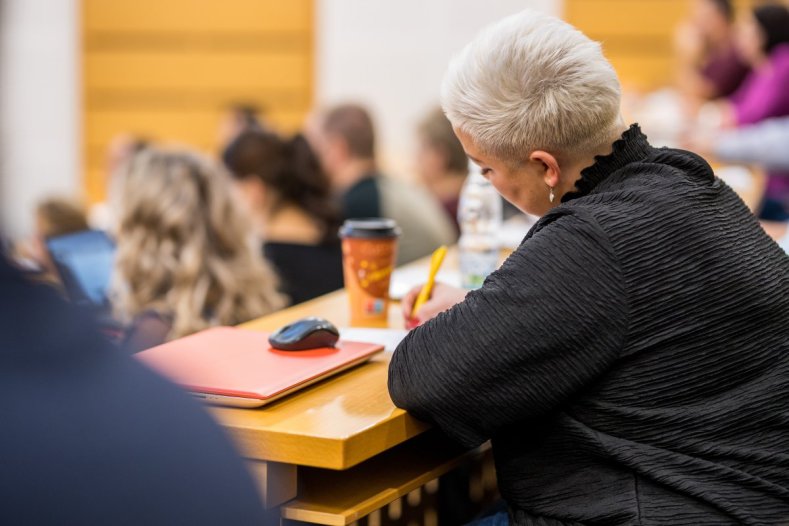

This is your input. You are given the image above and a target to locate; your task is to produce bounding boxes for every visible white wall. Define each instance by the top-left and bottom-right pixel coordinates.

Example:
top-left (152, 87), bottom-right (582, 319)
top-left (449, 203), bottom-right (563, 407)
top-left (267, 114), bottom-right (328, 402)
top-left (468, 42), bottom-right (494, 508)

top-left (315, 0), bottom-right (561, 178)
top-left (0, 0), bottom-right (80, 238)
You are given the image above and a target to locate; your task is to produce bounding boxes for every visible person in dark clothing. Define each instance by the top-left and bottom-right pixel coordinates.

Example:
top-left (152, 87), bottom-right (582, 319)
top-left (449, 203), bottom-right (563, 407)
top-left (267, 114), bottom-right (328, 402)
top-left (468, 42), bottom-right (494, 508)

top-left (304, 103), bottom-right (456, 265)
top-left (0, 252), bottom-right (272, 525)
top-left (262, 241), bottom-right (344, 306)
top-left (390, 10), bottom-right (789, 526)
top-left (223, 130), bottom-right (344, 305)
top-left (304, 104), bottom-right (383, 220)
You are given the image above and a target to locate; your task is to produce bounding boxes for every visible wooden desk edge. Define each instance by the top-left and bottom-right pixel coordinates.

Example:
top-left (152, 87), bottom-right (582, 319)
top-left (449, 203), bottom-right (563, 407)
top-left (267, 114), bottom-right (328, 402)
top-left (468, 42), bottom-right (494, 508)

top-left (228, 409), bottom-right (431, 470)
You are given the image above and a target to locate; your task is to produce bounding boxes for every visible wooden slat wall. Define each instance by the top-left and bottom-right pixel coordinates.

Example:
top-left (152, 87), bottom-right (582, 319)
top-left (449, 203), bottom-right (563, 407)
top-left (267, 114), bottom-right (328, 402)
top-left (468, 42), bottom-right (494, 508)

top-left (564, 0), bottom-right (752, 92)
top-left (82, 0), bottom-right (314, 203)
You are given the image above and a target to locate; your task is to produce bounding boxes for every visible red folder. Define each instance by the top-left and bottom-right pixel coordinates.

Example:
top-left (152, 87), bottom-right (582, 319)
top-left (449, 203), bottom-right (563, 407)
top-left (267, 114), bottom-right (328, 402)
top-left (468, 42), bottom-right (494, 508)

top-left (136, 326), bottom-right (383, 407)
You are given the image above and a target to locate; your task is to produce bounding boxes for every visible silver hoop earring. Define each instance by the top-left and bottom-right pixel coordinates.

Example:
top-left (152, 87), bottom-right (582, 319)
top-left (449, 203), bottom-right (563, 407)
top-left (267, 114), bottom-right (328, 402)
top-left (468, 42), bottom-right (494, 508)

top-left (549, 187), bottom-right (555, 203)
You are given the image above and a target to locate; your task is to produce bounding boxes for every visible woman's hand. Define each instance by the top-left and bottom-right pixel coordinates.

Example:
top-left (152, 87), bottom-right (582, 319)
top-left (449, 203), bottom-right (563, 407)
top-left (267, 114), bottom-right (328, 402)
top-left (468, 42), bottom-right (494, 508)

top-left (402, 281), bottom-right (468, 329)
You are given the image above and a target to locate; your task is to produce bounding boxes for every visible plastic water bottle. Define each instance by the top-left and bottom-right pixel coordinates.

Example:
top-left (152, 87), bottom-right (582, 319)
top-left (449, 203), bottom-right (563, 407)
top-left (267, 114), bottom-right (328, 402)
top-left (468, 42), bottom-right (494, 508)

top-left (458, 164), bottom-right (502, 289)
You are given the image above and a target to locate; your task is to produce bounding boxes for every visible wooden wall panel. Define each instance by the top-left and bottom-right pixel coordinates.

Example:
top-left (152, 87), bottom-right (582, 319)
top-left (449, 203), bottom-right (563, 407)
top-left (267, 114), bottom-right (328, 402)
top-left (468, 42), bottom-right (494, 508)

top-left (564, 0), bottom-right (753, 92)
top-left (82, 0), bottom-right (314, 204)
top-left (85, 54), bottom-right (310, 90)
top-left (84, 0), bottom-right (311, 32)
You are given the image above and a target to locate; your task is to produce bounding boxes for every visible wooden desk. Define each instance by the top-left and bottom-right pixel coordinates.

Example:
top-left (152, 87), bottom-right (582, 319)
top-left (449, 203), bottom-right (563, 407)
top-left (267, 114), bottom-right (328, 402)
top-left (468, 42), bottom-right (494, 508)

top-left (211, 290), bottom-right (424, 471)
top-left (209, 256), bottom-right (457, 524)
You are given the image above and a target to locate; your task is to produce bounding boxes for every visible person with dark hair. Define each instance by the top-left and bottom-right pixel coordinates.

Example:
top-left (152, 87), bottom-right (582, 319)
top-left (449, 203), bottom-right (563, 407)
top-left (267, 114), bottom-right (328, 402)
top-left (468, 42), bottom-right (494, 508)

top-left (415, 108), bottom-right (469, 235)
top-left (728, 3), bottom-right (789, 125)
top-left (305, 103), bottom-right (455, 265)
top-left (0, 250), bottom-right (273, 525)
top-left (223, 130), bottom-right (344, 305)
top-left (675, 0), bottom-right (750, 100)
top-left (725, 3), bottom-right (789, 220)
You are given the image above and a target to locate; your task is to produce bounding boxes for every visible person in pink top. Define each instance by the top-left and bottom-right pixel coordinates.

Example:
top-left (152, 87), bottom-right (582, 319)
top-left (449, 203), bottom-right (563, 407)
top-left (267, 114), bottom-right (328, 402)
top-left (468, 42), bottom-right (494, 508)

top-left (725, 4), bottom-right (789, 220)
top-left (729, 4), bottom-right (789, 126)
top-left (675, 0), bottom-right (750, 101)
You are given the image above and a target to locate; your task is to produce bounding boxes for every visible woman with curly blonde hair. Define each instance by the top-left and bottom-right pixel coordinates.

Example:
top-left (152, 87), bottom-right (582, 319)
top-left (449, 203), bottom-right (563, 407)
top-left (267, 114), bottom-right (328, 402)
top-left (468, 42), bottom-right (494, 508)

top-left (112, 147), bottom-right (285, 353)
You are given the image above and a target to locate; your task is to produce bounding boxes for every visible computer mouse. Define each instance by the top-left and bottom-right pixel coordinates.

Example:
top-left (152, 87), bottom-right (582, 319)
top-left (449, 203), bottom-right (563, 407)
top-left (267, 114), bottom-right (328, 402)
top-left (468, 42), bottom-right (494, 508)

top-left (268, 317), bottom-right (340, 351)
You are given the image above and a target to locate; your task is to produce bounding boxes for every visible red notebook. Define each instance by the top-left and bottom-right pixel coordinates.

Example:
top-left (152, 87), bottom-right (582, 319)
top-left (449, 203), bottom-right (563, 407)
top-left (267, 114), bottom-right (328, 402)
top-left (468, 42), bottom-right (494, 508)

top-left (136, 326), bottom-right (384, 407)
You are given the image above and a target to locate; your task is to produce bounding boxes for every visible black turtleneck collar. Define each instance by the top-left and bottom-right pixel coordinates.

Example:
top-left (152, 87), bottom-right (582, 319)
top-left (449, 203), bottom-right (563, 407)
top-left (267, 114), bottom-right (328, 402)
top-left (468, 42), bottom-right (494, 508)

top-left (562, 124), bottom-right (651, 203)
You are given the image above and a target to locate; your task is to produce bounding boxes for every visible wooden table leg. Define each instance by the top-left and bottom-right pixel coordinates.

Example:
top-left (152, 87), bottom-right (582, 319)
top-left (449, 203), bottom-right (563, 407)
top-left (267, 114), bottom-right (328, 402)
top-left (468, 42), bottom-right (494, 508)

top-left (247, 459), bottom-right (298, 510)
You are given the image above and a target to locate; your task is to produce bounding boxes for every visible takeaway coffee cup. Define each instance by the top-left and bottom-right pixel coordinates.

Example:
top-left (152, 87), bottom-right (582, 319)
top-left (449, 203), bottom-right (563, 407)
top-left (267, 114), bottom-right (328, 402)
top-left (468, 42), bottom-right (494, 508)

top-left (339, 219), bottom-right (401, 327)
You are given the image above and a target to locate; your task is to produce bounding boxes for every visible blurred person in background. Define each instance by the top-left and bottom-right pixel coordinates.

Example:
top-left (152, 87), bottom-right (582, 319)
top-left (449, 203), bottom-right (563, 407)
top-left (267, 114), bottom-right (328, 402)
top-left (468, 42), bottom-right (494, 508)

top-left (305, 103), bottom-right (455, 265)
top-left (223, 129), bottom-right (344, 305)
top-left (16, 197), bottom-right (88, 275)
top-left (415, 107), bottom-right (469, 236)
top-left (416, 107), bottom-right (526, 236)
top-left (111, 147), bottom-right (284, 353)
top-left (725, 3), bottom-right (789, 127)
top-left (698, 3), bottom-right (789, 220)
top-left (0, 247), bottom-right (273, 525)
top-left (675, 0), bottom-right (750, 102)
top-left (729, 3), bottom-right (789, 220)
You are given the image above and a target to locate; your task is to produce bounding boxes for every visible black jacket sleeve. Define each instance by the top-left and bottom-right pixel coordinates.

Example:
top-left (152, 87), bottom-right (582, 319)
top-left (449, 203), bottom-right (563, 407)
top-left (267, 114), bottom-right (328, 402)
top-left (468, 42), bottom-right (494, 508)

top-left (388, 210), bottom-right (629, 447)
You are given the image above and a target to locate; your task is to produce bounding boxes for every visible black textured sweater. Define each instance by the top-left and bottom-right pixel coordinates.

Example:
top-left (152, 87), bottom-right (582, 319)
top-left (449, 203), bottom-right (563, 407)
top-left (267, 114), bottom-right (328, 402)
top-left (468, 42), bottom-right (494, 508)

top-left (388, 125), bottom-right (789, 525)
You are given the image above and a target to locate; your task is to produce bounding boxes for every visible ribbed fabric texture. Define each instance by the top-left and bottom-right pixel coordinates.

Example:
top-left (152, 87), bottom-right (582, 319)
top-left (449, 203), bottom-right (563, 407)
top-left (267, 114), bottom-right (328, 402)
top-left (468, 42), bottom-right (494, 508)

top-left (388, 125), bottom-right (789, 525)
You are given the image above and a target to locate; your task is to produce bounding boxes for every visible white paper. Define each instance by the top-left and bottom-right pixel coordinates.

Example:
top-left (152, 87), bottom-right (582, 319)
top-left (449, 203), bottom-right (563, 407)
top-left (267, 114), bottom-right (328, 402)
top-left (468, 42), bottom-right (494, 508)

top-left (339, 327), bottom-right (410, 353)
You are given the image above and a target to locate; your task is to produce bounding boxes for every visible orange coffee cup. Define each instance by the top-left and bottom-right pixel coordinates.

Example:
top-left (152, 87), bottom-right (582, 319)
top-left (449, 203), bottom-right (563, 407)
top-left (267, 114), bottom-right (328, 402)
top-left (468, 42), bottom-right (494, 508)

top-left (339, 219), bottom-right (401, 327)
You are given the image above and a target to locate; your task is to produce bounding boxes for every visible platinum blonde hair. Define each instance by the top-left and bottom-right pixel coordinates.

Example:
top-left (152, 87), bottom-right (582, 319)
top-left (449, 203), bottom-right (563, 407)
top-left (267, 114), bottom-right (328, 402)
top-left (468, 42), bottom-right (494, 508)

top-left (111, 147), bottom-right (285, 340)
top-left (441, 9), bottom-right (622, 164)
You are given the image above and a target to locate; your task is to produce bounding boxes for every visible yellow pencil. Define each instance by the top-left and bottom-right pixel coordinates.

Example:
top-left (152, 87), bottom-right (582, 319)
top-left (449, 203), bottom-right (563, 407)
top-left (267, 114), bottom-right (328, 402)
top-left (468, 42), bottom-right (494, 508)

top-left (411, 245), bottom-right (448, 318)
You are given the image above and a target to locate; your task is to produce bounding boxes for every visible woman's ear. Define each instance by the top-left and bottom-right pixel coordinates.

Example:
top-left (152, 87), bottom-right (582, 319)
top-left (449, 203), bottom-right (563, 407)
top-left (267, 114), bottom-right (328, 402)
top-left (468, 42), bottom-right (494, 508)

top-left (529, 150), bottom-right (561, 188)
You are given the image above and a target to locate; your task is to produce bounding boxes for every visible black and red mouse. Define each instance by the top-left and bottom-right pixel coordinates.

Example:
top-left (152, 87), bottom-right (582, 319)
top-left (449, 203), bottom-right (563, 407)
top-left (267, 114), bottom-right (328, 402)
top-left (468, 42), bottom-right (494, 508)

top-left (268, 317), bottom-right (340, 351)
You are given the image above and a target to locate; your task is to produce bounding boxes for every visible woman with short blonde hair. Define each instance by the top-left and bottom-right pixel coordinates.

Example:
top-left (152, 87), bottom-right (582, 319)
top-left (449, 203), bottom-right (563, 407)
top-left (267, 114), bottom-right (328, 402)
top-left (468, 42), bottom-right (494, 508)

top-left (112, 147), bottom-right (284, 352)
top-left (441, 10), bottom-right (623, 169)
top-left (390, 9), bottom-right (789, 525)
